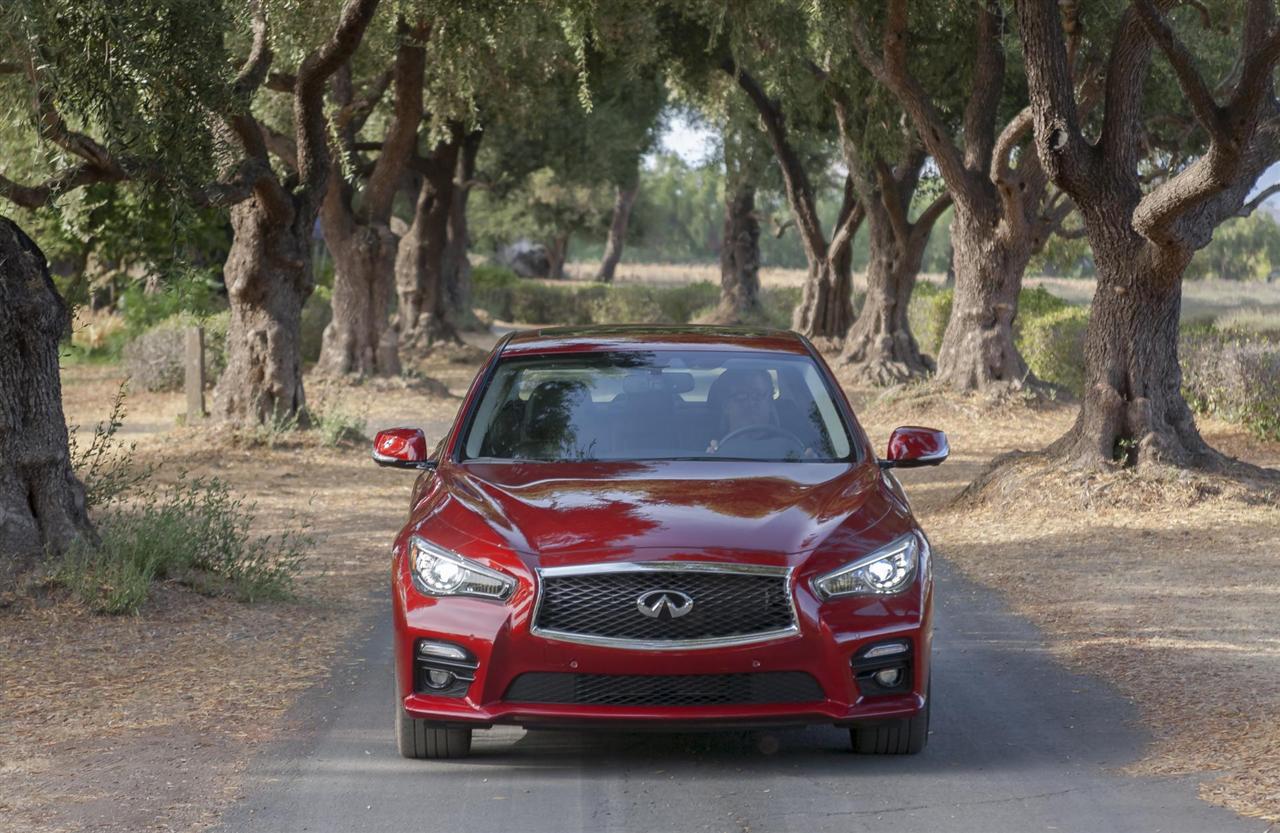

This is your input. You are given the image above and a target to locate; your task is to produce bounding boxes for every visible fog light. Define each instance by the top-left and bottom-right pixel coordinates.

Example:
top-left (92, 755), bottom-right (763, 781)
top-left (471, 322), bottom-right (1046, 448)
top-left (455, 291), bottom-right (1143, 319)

top-left (873, 668), bottom-right (902, 687)
top-left (425, 669), bottom-right (455, 689)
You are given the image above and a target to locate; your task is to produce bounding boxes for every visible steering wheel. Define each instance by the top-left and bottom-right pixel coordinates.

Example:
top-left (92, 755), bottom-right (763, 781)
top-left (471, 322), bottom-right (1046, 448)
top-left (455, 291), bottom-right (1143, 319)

top-left (715, 423), bottom-right (805, 453)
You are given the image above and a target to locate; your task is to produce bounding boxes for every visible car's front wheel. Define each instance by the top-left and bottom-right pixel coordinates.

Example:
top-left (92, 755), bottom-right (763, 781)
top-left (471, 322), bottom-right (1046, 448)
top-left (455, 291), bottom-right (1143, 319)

top-left (849, 684), bottom-right (930, 755)
top-left (396, 702), bottom-right (473, 759)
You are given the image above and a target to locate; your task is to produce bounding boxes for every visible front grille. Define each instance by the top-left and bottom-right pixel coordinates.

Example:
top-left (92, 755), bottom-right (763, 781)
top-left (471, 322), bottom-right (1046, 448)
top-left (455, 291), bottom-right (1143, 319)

top-left (504, 672), bottom-right (824, 706)
top-left (534, 568), bottom-right (794, 644)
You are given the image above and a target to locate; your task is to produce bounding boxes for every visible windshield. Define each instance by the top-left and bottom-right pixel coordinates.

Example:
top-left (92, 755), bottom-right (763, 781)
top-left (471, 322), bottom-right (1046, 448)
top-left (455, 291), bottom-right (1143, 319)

top-left (462, 350), bottom-right (855, 462)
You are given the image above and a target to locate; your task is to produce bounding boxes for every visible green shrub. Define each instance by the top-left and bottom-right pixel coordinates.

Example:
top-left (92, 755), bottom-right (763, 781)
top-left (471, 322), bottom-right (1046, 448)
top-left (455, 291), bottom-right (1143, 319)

top-left (654, 282), bottom-right (719, 323)
top-left (313, 400), bottom-right (368, 447)
top-left (587, 285), bottom-right (671, 324)
top-left (761, 286), bottom-right (802, 329)
top-left (1016, 285), bottom-right (1071, 326)
top-left (122, 311), bottom-right (230, 393)
top-left (1018, 305), bottom-right (1090, 393)
top-left (907, 283), bottom-right (953, 356)
top-left (118, 267), bottom-right (225, 336)
top-left (471, 265), bottom-right (520, 321)
top-left (1182, 328), bottom-right (1280, 441)
top-left (58, 476), bottom-right (307, 614)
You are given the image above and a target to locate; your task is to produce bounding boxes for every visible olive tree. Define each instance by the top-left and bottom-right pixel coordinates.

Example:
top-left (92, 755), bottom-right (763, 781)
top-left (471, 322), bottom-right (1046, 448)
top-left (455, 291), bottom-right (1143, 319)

top-left (1017, 0), bottom-right (1280, 468)
top-left (0, 0), bottom-right (232, 561)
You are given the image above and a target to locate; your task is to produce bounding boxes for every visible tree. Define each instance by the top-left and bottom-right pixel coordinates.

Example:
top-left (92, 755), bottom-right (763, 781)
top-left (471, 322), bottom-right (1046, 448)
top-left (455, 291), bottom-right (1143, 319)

top-left (722, 56), bottom-right (863, 340)
top-left (0, 0), bottom-right (235, 561)
top-left (0, 219), bottom-right (96, 568)
top-left (211, 0), bottom-right (382, 426)
top-left (698, 115), bottom-right (772, 324)
top-left (442, 128), bottom-right (484, 326)
top-left (811, 42), bottom-right (953, 382)
top-left (593, 66), bottom-right (667, 282)
top-left (1017, 0), bottom-right (1280, 469)
top-left (315, 17), bottom-right (429, 378)
top-left (847, 0), bottom-right (1075, 390)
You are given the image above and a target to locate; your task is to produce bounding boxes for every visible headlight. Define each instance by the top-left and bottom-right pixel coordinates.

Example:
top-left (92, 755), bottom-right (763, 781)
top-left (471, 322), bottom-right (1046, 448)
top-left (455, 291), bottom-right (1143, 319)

top-left (408, 536), bottom-right (515, 600)
top-left (811, 533), bottom-right (921, 599)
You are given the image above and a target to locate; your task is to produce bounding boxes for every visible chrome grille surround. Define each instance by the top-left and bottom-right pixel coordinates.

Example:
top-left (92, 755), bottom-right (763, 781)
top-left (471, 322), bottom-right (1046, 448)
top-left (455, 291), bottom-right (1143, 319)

top-left (530, 561), bottom-right (799, 650)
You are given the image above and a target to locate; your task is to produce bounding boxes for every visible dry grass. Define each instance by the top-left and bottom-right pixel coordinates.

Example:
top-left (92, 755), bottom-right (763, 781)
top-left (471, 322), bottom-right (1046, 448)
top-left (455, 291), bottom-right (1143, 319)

top-left (7, 337), bottom-right (1278, 830)
top-left (852, 386), bottom-right (1280, 822)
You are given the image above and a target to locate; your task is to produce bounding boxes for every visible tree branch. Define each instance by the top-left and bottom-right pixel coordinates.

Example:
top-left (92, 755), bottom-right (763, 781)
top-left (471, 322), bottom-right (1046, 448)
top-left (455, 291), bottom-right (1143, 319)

top-left (1237, 181), bottom-right (1280, 216)
top-left (361, 18), bottom-right (427, 223)
top-left (963, 1), bottom-right (1006, 172)
top-left (721, 56), bottom-right (827, 263)
top-left (232, 3), bottom-right (272, 99)
top-left (828, 177), bottom-right (865, 266)
top-left (847, 1), bottom-right (977, 207)
top-left (1133, 0), bottom-right (1227, 140)
top-left (1015, 0), bottom-right (1101, 197)
top-left (294, 0), bottom-right (382, 200)
top-left (0, 164), bottom-right (117, 209)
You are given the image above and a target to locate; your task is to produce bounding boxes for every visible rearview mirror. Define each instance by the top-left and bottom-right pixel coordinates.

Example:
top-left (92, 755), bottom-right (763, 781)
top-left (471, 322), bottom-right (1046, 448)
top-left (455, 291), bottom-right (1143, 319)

top-left (879, 426), bottom-right (948, 469)
top-left (372, 428), bottom-right (435, 469)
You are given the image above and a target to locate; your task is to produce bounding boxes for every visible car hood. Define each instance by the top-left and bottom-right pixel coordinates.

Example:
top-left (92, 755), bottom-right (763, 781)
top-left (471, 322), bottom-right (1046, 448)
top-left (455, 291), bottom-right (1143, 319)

top-left (419, 459), bottom-right (898, 563)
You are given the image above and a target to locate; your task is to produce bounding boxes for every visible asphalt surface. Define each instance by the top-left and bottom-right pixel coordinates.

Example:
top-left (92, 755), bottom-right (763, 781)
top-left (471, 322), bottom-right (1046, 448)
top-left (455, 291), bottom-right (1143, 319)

top-left (215, 558), bottom-right (1260, 833)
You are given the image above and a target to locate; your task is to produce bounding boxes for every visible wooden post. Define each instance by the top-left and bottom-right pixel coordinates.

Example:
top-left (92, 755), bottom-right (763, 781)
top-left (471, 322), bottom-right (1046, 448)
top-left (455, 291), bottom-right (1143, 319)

top-left (185, 326), bottom-right (206, 422)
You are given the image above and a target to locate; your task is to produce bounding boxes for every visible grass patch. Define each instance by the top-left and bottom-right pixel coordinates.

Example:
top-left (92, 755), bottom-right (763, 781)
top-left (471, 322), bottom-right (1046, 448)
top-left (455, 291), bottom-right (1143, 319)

top-left (58, 477), bottom-right (307, 614)
top-left (58, 386), bottom-right (309, 614)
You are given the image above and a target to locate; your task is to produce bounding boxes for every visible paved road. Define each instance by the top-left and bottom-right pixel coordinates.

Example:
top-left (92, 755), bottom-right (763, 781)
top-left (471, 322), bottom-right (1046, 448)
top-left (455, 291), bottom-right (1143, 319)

top-left (216, 559), bottom-right (1260, 833)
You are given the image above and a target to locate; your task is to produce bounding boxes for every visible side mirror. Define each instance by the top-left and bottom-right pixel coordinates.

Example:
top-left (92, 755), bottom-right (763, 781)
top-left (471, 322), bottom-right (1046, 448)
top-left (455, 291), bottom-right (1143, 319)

top-left (879, 426), bottom-right (948, 469)
top-left (372, 428), bottom-right (435, 469)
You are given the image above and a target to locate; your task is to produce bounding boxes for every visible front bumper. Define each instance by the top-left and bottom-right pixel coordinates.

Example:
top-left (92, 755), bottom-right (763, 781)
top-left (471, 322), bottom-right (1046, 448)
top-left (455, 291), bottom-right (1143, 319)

top-left (393, 561), bottom-right (932, 730)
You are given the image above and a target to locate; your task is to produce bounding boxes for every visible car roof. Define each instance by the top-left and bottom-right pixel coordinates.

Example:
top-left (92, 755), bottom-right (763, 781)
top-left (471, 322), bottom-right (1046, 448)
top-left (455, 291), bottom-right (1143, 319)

top-left (500, 325), bottom-right (813, 357)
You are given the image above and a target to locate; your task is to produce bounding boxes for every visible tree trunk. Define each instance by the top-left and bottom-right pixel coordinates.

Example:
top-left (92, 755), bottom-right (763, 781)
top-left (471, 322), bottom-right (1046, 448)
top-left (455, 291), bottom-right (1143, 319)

top-left (1048, 234), bottom-right (1209, 468)
top-left (443, 130), bottom-right (482, 327)
top-left (0, 217), bottom-right (95, 570)
top-left (703, 181), bottom-right (763, 324)
top-left (933, 205), bottom-right (1034, 390)
top-left (596, 184), bottom-right (638, 283)
top-left (214, 196), bottom-right (313, 426)
top-left (316, 181), bottom-right (400, 377)
top-left (839, 207), bottom-right (931, 384)
top-left (547, 233), bottom-right (570, 281)
top-left (396, 149), bottom-right (461, 349)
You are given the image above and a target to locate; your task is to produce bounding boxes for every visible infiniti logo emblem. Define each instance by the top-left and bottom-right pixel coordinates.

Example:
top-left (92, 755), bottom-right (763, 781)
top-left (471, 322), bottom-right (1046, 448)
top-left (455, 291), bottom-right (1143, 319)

top-left (636, 589), bottom-right (694, 620)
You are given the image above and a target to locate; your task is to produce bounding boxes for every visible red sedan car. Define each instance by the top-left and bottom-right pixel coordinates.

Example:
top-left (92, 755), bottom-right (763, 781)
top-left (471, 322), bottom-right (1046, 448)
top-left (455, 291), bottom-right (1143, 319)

top-left (373, 326), bottom-right (947, 759)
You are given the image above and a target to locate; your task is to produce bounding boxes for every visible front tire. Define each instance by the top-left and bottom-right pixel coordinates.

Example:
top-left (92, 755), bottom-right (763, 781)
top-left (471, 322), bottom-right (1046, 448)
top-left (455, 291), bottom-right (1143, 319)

top-left (396, 701), bottom-right (473, 759)
top-left (850, 685), bottom-right (930, 755)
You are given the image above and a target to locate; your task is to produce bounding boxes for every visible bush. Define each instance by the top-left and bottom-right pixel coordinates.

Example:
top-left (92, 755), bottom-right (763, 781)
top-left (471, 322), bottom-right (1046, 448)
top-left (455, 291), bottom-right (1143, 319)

top-left (312, 400), bottom-right (368, 447)
top-left (761, 286), bottom-right (802, 329)
top-left (471, 264), bottom-right (520, 321)
top-left (1019, 306), bottom-right (1090, 393)
top-left (66, 307), bottom-right (130, 362)
top-left (122, 311), bottom-right (229, 392)
top-left (1016, 285), bottom-right (1071, 325)
top-left (472, 270), bottom-right (797, 331)
top-left (586, 285), bottom-right (668, 324)
top-left (908, 283), bottom-right (953, 356)
top-left (117, 266), bottom-right (225, 336)
top-left (58, 476), bottom-right (307, 614)
top-left (1182, 328), bottom-right (1280, 441)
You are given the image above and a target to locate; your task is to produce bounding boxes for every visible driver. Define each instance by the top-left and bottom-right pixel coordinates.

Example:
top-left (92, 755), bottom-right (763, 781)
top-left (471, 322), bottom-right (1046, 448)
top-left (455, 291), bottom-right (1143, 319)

top-left (706, 368), bottom-right (778, 454)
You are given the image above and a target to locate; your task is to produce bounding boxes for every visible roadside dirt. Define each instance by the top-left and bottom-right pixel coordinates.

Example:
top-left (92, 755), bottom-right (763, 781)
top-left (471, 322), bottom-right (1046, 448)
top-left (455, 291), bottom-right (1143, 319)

top-left (2, 346), bottom-right (1277, 830)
